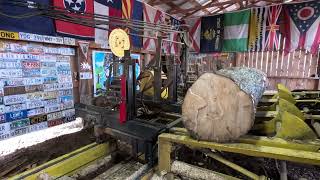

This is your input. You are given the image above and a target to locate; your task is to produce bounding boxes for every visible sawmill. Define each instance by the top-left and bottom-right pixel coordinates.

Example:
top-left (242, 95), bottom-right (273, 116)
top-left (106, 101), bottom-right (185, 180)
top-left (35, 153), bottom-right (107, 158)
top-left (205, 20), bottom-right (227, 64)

top-left (0, 0), bottom-right (320, 179)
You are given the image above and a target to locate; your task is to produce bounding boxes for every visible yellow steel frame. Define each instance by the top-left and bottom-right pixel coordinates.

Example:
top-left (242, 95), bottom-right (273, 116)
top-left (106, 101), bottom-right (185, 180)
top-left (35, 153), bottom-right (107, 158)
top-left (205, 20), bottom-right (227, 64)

top-left (158, 132), bottom-right (320, 174)
top-left (10, 142), bottom-right (115, 180)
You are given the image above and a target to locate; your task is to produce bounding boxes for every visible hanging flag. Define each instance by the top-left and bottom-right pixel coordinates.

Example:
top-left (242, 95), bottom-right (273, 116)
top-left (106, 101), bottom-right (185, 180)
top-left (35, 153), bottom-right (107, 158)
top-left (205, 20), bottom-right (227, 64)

top-left (54, 0), bottom-right (94, 40)
top-left (122, 0), bottom-right (143, 48)
top-left (200, 15), bottom-right (224, 53)
top-left (94, 0), bottom-right (122, 48)
top-left (249, 5), bottom-right (282, 51)
top-left (167, 17), bottom-right (181, 55)
top-left (222, 10), bottom-right (250, 52)
top-left (0, 0), bottom-right (55, 36)
top-left (283, 1), bottom-right (320, 54)
top-left (184, 18), bottom-right (201, 53)
top-left (143, 3), bottom-right (166, 52)
top-left (79, 41), bottom-right (90, 59)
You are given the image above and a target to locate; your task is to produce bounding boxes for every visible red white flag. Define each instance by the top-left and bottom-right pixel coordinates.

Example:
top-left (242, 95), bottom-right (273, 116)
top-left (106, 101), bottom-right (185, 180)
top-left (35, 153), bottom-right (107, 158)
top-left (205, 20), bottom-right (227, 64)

top-left (184, 18), bottom-right (201, 53)
top-left (54, 0), bottom-right (94, 39)
top-left (284, 1), bottom-right (320, 54)
top-left (143, 3), bottom-right (166, 52)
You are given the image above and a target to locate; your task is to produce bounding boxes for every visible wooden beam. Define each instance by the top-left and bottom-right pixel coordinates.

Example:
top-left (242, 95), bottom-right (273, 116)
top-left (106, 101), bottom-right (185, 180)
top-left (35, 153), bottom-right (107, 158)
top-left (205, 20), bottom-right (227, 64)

top-left (183, 0), bottom-right (234, 18)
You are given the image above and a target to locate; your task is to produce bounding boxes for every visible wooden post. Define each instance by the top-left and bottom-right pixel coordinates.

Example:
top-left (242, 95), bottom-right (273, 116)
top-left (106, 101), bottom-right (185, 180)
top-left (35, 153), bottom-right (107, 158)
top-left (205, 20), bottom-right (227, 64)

top-left (154, 37), bottom-right (162, 102)
top-left (158, 138), bottom-right (172, 173)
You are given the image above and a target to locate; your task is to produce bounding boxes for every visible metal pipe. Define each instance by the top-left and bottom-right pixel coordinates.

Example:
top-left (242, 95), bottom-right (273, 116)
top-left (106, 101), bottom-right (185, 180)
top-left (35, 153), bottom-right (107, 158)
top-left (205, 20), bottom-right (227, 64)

top-left (204, 150), bottom-right (265, 180)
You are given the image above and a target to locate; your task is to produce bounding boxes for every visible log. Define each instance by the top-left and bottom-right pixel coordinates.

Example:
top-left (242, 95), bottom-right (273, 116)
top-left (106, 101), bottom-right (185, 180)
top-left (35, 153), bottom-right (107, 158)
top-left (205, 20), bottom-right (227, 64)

top-left (182, 67), bottom-right (266, 142)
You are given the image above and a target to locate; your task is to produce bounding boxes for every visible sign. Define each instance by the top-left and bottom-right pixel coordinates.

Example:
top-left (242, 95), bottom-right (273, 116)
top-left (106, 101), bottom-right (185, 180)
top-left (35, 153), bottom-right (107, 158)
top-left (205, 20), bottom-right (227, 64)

top-left (5, 103), bottom-right (27, 113)
top-left (4, 78), bottom-right (26, 87)
top-left (10, 126), bottom-right (29, 137)
top-left (80, 72), bottom-right (92, 80)
top-left (45, 104), bottom-right (60, 114)
top-left (41, 61), bottom-right (56, 68)
top-left (0, 69), bottom-right (23, 78)
top-left (26, 100), bottom-right (44, 109)
top-left (3, 94), bottom-right (27, 105)
top-left (30, 114), bottom-right (47, 125)
top-left (48, 119), bottom-right (64, 127)
top-left (29, 122), bottom-right (48, 133)
top-left (0, 114), bottom-right (6, 123)
top-left (59, 89), bottom-right (73, 96)
top-left (64, 37), bottom-right (76, 46)
top-left (63, 115), bottom-right (76, 123)
top-left (22, 61), bottom-right (41, 69)
top-left (28, 107), bottom-right (45, 117)
top-left (26, 92), bottom-right (43, 101)
top-left (9, 118), bottom-right (30, 130)
top-left (0, 122), bottom-right (10, 140)
top-left (19, 32), bottom-right (44, 42)
top-left (47, 111), bottom-right (63, 121)
top-left (25, 85), bottom-right (44, 93)
top-left (0, 30), bottom-right (19, 40)
top-left (5, 110), bottom-right (28, 122)
top-left (43, 91), bottom-right (59, 100)
top-left (4, 86), bottom-right (26, 96)
top-left (23, 69), bottom-right (41, 77)
top-left (109, 29), bottom-right (130, 58)
top-left (43, 35), bottom-right (64, 44)
top-left (24, 77), bottom-right (43, 85)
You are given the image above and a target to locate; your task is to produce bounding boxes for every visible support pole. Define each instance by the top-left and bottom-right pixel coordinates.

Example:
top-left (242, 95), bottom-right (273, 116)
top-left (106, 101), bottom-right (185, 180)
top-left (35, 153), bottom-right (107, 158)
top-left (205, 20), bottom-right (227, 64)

top-left (154, 37), bottom-right (162, 102)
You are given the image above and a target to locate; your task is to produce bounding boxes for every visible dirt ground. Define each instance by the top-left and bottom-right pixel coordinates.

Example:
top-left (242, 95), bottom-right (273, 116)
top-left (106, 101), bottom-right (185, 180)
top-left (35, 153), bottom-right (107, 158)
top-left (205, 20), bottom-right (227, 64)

top-left (0, 128), bottom-right (95, 178)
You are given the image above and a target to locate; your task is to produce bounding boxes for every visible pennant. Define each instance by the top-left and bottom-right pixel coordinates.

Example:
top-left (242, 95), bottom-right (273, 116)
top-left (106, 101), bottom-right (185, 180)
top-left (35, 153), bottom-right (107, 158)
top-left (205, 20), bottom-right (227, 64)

top-left (200, 15), bottom-right (224, 53)
top-left (284, 1), bottom-right (320, 54)
top-left (122, 0), bottom-right (143, 48)
top-left (222, 10), bottom-right (250, 52)
top-left (0, 0), bottom-right (55, 36)
top-left (54, 0), bottom-right (94, 40)
top-left (94, 0), bottom-right (122, 48)
top-left (79, 41), bottom-right (90, 59)
top-left (248, 7), bottom-right (268, 51)
top-left (168, 17), bottom-right (181, 55)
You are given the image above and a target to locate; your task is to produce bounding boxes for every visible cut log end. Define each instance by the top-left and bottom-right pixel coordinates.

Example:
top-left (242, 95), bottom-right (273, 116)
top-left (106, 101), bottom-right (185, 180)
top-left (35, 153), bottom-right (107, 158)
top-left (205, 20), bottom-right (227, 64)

top-left (182, 72), bottom-right (255, 142)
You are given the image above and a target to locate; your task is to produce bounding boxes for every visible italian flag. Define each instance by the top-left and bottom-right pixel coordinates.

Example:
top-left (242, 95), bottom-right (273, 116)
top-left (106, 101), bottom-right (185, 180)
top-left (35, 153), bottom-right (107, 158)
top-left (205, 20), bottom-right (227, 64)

top-left (222, 10), bottom-right (250, 52)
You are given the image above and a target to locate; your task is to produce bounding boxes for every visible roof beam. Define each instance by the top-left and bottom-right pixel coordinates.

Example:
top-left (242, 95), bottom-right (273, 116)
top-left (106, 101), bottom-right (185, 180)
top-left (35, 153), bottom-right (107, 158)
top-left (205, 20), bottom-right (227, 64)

top-left (182, 0), bottom-right (234, 18)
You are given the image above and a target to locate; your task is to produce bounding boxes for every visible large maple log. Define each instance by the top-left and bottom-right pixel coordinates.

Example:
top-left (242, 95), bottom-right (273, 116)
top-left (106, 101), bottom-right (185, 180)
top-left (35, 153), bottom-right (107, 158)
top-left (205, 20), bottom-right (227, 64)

top-left (182, 67), bottom-right (266, 142)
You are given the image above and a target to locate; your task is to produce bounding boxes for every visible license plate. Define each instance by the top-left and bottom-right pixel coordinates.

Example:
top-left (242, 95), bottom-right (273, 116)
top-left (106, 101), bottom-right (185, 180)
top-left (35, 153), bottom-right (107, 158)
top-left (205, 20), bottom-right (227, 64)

top-left (48, 119), bottom-right (63, 127)
top-left (41, 55), bottom-right (57, 62)
top-left (4, 94), bottom-right (27, 105)
top-left (23, 69), bottom-right (41, 77)
top-left (28, 107), bottom-right (45, 117)
top-left (24, 77), bottom-right (43, 85)
top-left (5, 103), bottom-right (27, 113)
top-left (45, 104), bottom-right (60, 114)
top-left (25, 85), bottom-right (43, 93)
top-left (59, 96), bottom-right (73, 103)
top-left (26, 92), bottom-right (43, 101)
top-left (41, 68), bottom-right (57, 77)
top-left (0, 122), bottom-right (10, 140)
top-left (29, 114), bottom-right (47, 125)
top-left (43, 77), bottom-right (58, 84)
top-left (61, 101), bottom-right (74, 110)
top-left (26, 44), bottom-right (44, 54)
top-left (56, 55), bottom-right (71, 62)
top-left (58, 76), bottom-right (72, 83)
top-left (59, 89), bottom-right (73, 96)
top-left (5, 110), bottom-right (28, 122)
top-left (22, 61), bottom-right (40, 69)
top-left (0, 105), bottom-right (4, 114)
top-left (10, 126), bottom-right (29, 137)
top-left (0, 96), bottom-right (3, 105)
top-left (0, 69), bottom-right (23, 78)
top-left (43, 83), bottom-right (59, 92)
top-left (26, 100), bottom-right (44, 109)
top-left (0, 114), bottom-right (6, 123)
top-left (63, 115), bottom-right (76, 123)
top-left (43, 99), bottom-right (59, 106)
top-left (4, 86), bottom-right (26, 96)
top-left (59, 83), bottom-right (73, 90)
top-left (29, 122), bottom-right (48, 132)
top-left (43, 91), bottom-right (58, 100)
top-left (9, 118), bottom-right (30, 130)
top-left (47, 111), bottom-right (63, 121)
top-left (63, 37), bottom-right (76, 46)
top-left (41, 61), bottom-right (56, 68)
top-left (4, 78), bottom-right (26, 87)
top-left (0, 60), bottom-right (22, 69)
top-left (63, 108), bottom-right (76, 117)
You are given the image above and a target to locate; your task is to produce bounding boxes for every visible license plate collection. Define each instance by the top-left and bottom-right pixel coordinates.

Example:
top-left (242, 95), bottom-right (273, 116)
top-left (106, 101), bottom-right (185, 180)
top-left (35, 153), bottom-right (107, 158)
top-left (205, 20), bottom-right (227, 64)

top-left (0, 42), bottom-right (76, 141)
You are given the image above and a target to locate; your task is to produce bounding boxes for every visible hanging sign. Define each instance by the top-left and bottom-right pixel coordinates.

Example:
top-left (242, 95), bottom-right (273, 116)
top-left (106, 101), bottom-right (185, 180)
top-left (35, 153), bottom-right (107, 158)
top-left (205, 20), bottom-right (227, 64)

top-left (109, 29), bottom-right (130, 58)
top-left (0, 30), bottom-right (19, 40)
